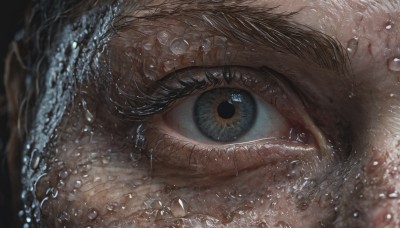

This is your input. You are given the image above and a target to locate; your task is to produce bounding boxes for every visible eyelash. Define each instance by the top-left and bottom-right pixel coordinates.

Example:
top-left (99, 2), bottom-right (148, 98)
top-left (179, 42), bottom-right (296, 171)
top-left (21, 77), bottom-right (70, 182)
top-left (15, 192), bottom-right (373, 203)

top-left (117, 65), bottom-right (286, 121)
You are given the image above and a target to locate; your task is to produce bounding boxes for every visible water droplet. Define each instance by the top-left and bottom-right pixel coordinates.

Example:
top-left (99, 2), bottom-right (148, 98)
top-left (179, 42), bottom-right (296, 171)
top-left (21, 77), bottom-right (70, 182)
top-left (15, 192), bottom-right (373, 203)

top-left (170, 38), bottom-right (190, 55)
top-left (387, 191), bottom-right (398, 198)
top-left (72, 41), bottom-right (78, 49)
top-left (385, 21), bottom-right (393, 30)
top-left (353, 211), bottom-right (359, 218)
top-left (143, 57), bottom-right (158, 81)
top-left (170, 198), bottom-right (189, 218)
top-left (58, 170), bottom-right (69, 179)
top-left (84, 109), bottom-right (95, 123)
top-left (30, 149), bottom-right (41, 170)
top-left (74, 180), bottom-right (82, 188)
top-left (130, 152), bottom-right (142, 162)
top-left (125, 193), bottom-right (136, 199)
top-left (201, 38), bottom-right (212, 52)
top-left (87, 208), bottom-right (98, 220)
top-left (143, 42), bottom-right (153, 50)
top-left (106, 202), bottom-right (118, 212)
top-left (101, 156), bottom-right (110, 164)
top-left (151, 200), bottom-right (163, 209)
top-left (385, 213), bottom-right (393, 222)
top-left (163, 60), bottom-right (176, 72)
top-left (388, 57), bottom-right (400, 72)
top-left (372, 160), bottom-right (379, 166)
top-left (78, 164), bottom-right (92, 172)
top-left (275, 221), bottom-right (292, 228)
top-left (157, 30), bottom-right (171, 45)
top-left (155, 209), bottom-right (170, 221)
top-left (82, 99), bottom-right (96, 123)
top-left (346, 37), bottom-right (359, 56)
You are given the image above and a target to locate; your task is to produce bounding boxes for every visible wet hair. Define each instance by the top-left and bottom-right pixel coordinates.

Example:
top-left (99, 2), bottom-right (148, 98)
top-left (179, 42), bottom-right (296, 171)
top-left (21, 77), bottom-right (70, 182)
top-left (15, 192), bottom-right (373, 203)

top-left (1, 1), bottom-right (108, 226)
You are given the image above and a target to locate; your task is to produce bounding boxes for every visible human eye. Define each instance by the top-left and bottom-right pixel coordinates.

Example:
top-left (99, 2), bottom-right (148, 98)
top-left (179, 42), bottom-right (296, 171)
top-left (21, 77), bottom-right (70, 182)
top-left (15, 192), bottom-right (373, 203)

top-left (103, 12), bottom-right (348, 184)
top-left (144, 66), bottom-right (329, 177)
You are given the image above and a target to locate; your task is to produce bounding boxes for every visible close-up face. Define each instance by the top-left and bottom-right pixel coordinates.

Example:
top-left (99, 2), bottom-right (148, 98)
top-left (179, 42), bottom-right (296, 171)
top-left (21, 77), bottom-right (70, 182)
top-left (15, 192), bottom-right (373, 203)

top-left (3, 0), bottom-right (400, 227)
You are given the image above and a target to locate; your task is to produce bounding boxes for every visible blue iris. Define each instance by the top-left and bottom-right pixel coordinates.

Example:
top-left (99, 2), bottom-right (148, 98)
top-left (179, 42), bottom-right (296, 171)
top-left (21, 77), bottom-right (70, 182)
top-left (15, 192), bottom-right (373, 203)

top-left (194, 88), bottom-right (256, 142)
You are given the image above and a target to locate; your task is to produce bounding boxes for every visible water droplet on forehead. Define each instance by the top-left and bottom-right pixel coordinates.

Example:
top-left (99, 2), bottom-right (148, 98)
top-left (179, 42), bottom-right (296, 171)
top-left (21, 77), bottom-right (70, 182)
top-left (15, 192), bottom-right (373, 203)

top-left (388, 57), bottom-right (400, 72)
top-left (157, 30), bottom-right (171, 45)
top-left (346, 37), bottom-right (359, 56)
top-left (87, 208), bottom-right (98, 220)
top-left (170, 197), bottom-right (189, 218)
top-left (170, 38), bottom-right (190, 55)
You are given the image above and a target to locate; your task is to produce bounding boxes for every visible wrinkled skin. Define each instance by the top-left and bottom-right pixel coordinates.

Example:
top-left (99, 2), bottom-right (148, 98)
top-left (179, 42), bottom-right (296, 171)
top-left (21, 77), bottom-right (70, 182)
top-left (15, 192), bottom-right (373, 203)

top-left (5, 0), bottom-right (400, 227)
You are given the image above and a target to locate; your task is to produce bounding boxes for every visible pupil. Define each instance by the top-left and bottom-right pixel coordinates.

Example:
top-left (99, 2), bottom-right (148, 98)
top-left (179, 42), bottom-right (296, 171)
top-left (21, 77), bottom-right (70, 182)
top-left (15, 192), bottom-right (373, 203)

top-left (217, 101), bottom-right (236, 119)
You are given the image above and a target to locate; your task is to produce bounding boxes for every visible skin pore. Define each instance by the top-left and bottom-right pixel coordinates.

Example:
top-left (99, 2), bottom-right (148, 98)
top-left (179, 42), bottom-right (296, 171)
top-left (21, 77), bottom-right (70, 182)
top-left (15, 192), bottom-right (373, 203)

top-left (4, 0), bottom-right (400, 227)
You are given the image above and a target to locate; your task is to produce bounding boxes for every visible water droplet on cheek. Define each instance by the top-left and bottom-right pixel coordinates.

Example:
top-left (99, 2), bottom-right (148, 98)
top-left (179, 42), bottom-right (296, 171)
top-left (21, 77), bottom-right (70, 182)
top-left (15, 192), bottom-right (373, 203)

top-left (143, 57), bottom-right (158, 81)
top-left (143, 42), bottom-right (153, 50)
top-left (385, 213), bottom-right (393, 222)
top-left (170, 198), bottom-right (189, 218)
top-left (151, 200), bottom-right (163, 210)
top-left (87, 208), bottom-right (98, 220)
top-left (58, 170), bottom-right (69, 179)
top-left (385, 21), bottom-right (393, 30)
top-left (275, 221), bottom-right (292, 228)
top-left (387, 191), bottom-right (399, 199)
top-left (74, 180), bottom-right (82, 188)
top-left (388, 57), bottom-right (400, 72)
top-left (85, 109), bottom-right (96, 123)
top-left (170, 38), bottom-right (190, 55)
top-left (157, 30), bottom-right (171, 45)
top-left (352, 210), bottom-right (360, 218)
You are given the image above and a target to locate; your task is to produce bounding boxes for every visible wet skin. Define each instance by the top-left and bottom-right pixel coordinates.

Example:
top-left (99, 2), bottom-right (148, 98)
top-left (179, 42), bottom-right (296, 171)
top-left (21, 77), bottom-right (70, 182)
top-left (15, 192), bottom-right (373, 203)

top-left (10, 0), bottom-right (400, 227)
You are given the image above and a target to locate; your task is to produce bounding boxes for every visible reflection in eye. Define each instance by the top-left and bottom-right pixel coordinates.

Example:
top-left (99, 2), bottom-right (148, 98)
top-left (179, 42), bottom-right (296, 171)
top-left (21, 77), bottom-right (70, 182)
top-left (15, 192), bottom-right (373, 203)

top-left (141, 66), bottom-right (324, 177)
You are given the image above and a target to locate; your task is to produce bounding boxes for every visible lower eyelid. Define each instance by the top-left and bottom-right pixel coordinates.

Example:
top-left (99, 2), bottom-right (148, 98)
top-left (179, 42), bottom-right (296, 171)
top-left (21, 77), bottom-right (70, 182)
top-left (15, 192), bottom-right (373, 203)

top-left (144, 127), bottom-right (320, 179)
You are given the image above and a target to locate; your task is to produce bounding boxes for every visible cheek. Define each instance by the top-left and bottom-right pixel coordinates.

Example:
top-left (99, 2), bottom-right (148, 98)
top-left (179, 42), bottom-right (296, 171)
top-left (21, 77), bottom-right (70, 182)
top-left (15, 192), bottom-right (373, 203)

top-left (32, 103), bottom-right (338, 227)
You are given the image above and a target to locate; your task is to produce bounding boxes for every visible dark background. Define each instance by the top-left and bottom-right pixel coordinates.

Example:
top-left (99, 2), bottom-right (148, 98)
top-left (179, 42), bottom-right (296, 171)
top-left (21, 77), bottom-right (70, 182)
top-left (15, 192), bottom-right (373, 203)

top-left (1, 0), bottom-right (30, 226)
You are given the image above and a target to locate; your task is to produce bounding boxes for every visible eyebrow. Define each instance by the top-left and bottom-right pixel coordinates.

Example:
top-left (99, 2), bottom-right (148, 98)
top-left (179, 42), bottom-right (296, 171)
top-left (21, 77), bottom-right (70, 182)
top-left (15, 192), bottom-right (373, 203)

top-left (113, 1), bottom-right (349, 74)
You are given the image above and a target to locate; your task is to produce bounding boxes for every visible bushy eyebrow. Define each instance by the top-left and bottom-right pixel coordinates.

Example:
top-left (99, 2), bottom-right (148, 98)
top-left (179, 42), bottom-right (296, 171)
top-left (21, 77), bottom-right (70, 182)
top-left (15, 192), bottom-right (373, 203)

top-left (113, 0), bottom-right (349, 74)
